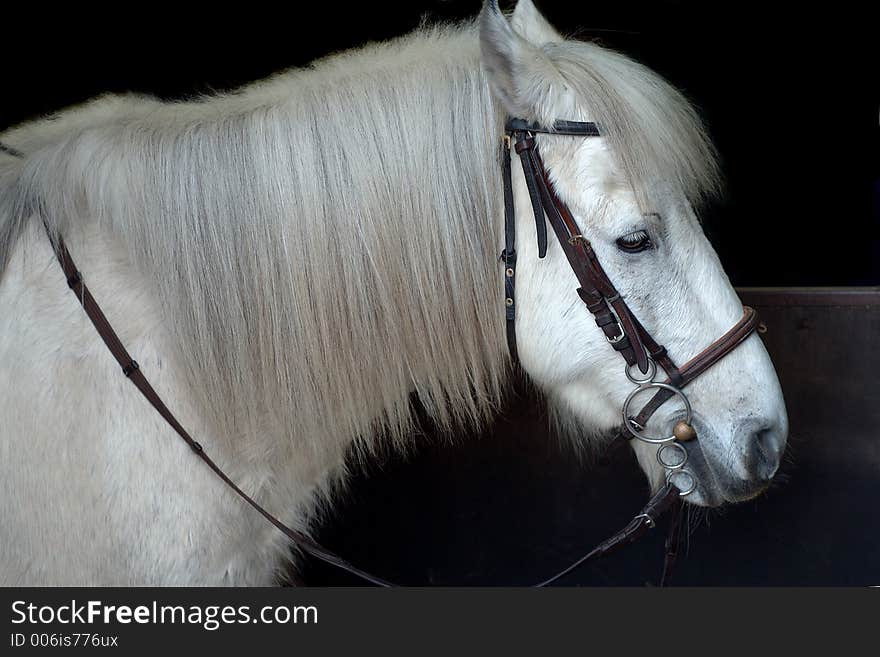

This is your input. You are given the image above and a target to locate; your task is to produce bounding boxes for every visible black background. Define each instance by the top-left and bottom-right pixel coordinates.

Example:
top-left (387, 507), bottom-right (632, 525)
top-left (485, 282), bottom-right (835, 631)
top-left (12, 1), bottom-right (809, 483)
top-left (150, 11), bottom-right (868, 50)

top-left (2, 1), bottom-right (877, 285)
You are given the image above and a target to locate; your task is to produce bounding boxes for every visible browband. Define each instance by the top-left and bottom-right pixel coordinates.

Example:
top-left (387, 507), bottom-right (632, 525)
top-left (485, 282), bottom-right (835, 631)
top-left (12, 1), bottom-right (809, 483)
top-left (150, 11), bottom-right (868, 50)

top-left (505, 118), bottom-right (601, 136)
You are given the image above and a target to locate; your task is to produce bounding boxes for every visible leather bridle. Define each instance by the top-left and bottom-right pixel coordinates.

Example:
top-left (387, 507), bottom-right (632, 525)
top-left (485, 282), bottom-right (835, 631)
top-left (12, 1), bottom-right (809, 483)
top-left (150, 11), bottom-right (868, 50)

top-left (2, 115), bottom-right (757, 585)
top-left (501, 118), bottom-right (758, 495)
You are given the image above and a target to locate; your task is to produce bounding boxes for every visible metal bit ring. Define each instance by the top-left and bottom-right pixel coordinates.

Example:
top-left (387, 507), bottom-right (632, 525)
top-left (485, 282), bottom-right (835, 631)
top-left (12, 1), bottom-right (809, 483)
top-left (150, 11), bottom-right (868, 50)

top-left (622, 382), bottom-right (693, 444)
top-left (625, 359), bottom-right (657, 384)
top-left (657, 442), bottom-right (688, 470)
top-left (666, 469), bottom-right (697, 497)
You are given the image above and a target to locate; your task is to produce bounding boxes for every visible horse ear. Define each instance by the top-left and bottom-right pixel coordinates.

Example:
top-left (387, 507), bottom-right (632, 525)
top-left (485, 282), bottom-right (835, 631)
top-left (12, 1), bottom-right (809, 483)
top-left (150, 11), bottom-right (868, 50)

top-left (511, 0), bottom-right (563, 46)
top-left (479, 0), bottom-right (556, 118)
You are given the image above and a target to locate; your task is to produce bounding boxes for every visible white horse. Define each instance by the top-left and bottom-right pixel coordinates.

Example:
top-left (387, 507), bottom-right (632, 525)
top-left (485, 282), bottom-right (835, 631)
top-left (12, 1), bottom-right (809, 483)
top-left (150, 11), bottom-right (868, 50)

top-left (0, 1), bottom-right (787, 585)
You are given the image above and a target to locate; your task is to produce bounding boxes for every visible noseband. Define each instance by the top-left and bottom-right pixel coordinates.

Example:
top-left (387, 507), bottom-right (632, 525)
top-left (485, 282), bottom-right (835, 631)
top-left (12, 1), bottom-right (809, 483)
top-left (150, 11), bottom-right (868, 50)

top-left (500, 117), bottom-right (758, 496)
top-left (3, 115), bottom-right (757, 586)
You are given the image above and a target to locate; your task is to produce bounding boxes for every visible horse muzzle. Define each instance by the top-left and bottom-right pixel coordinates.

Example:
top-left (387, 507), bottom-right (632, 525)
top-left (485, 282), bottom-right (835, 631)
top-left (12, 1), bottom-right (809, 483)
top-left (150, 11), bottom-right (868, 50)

top-left (673, 415), bottom-right (786, 507)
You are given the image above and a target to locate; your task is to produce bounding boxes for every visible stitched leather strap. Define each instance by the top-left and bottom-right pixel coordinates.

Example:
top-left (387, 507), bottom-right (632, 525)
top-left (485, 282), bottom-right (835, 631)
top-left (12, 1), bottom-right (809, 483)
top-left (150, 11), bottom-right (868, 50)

top-left (500, 141), bottom-right (519, 362)
top-left (505, 118), bottom-right (602, 137)
top-left (514, 136), bottom-right (549, 257)
top-left (630, 306), bottom-right (758, 431)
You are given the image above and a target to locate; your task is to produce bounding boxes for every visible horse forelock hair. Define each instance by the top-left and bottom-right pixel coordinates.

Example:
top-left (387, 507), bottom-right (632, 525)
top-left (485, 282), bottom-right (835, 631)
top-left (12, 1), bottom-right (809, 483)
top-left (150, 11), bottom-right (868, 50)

top-left (544, 39), bottom-right (721, 212)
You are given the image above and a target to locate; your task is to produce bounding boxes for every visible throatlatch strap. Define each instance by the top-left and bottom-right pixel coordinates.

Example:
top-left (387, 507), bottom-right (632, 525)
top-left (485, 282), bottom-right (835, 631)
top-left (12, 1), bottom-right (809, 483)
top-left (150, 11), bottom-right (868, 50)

top-left (500, 141), bottom-right (519, 363)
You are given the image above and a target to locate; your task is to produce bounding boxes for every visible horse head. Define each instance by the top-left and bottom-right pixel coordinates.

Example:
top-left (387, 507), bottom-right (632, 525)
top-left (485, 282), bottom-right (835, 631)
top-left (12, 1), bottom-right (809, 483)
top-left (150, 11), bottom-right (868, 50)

top-left (481, 0), bottom-right (788, 506)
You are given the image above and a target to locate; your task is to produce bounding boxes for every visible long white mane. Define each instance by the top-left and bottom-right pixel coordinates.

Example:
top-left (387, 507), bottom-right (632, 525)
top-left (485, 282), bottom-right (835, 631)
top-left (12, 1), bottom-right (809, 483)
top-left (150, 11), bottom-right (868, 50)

top-left (0, 18), bottom-right (719, 460)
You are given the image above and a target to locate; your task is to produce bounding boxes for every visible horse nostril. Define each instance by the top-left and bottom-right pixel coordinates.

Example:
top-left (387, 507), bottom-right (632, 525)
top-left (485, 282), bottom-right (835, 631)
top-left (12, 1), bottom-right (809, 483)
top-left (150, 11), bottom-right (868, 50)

top-left (750, 425), bottom-right (783, 480)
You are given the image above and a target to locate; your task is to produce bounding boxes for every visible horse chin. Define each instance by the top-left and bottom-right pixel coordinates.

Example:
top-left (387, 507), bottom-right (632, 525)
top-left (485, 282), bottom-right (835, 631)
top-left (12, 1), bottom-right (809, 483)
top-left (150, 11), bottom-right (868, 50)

top-left (675, 435), bottom-right (773, 508)
top-left (679, 489), bottom-right (723, 508)
top-left (684, 476), bottom-right (771, 508)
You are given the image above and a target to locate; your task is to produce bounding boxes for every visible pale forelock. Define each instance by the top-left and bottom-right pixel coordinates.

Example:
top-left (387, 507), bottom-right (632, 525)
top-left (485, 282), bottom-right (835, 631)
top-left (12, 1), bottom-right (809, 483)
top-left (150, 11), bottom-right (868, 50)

top-left (544, 39), bottom-right (721, 211)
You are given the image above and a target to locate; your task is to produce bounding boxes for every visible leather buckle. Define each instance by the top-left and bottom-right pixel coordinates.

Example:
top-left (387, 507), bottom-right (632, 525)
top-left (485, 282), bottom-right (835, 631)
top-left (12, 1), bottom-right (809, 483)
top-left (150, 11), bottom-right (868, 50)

top-left (635, 512), bottom-right (656, 529)
top-left (605, 318), bottom-right (626, 344)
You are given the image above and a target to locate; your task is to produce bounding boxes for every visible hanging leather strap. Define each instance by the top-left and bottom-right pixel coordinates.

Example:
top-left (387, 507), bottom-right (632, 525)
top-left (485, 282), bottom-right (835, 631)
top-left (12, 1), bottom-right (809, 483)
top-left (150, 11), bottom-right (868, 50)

top-left (500, 140), bottom-right (519, 363)
top-left (42, 225), bottom-right (396, 588)
top-left (535, 481), bottom-right (679, 587)
top-left (514, 136), bottom-right (550, 258)
top-left (659, 497), bottom-right (684, 587)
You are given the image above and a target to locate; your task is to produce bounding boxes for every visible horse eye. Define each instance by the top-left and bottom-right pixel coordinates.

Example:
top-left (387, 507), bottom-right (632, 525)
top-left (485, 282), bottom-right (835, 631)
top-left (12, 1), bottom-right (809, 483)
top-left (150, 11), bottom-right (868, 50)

top-left (615, 230), bottom-right (653, 253)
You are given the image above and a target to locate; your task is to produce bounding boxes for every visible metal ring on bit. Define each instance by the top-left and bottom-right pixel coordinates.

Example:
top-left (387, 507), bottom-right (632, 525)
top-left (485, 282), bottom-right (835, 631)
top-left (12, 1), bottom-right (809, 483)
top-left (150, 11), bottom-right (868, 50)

top-left (622, 382), bottom-right (693, 444)
top-left (666, 469), bottom-right (696, 497)
top-left (625, 359), bottom-right (657, 384)
top-left (657, 441), bottom-right (688, 470)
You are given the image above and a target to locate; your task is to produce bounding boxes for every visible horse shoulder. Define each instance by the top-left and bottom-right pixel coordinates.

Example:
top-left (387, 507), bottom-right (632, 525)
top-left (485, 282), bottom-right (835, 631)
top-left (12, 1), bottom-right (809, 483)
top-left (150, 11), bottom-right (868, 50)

top-left (0, 219), bottom-right (298, 585)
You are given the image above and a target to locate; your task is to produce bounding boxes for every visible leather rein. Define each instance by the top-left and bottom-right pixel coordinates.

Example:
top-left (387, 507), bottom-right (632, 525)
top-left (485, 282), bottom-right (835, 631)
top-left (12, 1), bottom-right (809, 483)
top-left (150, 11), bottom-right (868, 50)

top-left (3, 116), bottom-right (756, 585)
